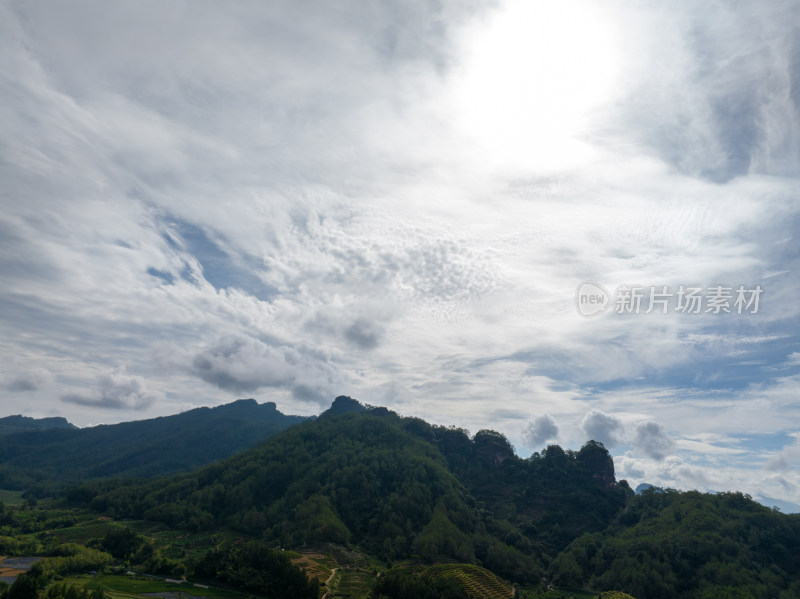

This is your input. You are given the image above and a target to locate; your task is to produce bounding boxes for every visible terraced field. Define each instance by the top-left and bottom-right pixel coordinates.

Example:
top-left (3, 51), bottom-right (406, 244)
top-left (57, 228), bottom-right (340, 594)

top-left (328, 569), bottom-right (372, 598)
top-left (423, 563), bottom-right (513, 599)
top-left (525, 588), bottom-right (634, 599)
top-left (291, 552), bottom-right (336, 584)
top-left (0, 490), bottom-right (24, 506)
top-left (49, 520), bottom-right (123, 544)
top-left (66, 574), bottom-right (244, 599)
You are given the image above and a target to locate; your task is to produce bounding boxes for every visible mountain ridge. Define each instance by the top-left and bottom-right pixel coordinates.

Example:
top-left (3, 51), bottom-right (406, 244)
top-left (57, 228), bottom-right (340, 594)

top-left (0, 398), bottom-right (306, 491)
top-left (0, 414), bottom-right (76, 437)
top-left (68, 401), bottom-right (631, 583)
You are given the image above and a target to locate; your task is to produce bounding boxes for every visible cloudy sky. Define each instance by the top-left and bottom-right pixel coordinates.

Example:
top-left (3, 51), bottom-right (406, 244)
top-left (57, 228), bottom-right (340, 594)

top-left (2, 0), bottom-right (800, 508)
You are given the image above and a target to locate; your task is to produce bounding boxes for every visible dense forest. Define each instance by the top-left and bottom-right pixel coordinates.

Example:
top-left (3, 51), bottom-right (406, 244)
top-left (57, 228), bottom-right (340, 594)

top-left (550, 487), bottom-right (800, 598)
top-left (69, 403), bottom-right (550, 581)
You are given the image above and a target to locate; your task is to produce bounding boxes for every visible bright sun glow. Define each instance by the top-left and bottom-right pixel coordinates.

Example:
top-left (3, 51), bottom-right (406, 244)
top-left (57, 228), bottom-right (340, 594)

top-left (451, 0), bottom-right (623, 173)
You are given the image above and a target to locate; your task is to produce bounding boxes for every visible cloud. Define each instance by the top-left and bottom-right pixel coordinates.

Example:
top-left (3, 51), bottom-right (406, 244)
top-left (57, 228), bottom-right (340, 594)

top-left (61, 367), bottom-right (162, 410)
top-left (615, 451), bottom-right (800, 506)
top-left (608, 1), bottom-right (800, 182)
top-left (632, 420), bottom-right (676, 461)
top-left (344, 318), bottom-right (383, 350)
top-left (1, 0), bottom-right (800, 508)
top-left (581, 409), bottom-right (625, 448)
top-left (5, 369), bottom-right (52, 392)
top-left (523, 414), bottom-right (559, 448)
top-left (186, 335), bottom-right (340, 404)
top-left (765, 436), bottom-right (800, 472)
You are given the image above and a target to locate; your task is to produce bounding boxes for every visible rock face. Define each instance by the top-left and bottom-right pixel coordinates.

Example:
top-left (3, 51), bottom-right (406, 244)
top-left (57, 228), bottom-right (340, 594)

top-left (473, 429), bottom-right (515, 467)
top-left (577, 440), bottom-right (616, 489)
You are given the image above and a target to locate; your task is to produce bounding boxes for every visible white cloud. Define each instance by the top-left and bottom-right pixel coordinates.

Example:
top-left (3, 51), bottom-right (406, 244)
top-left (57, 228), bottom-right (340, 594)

top-left (523, 414), bottom-right (559, 448)
top-left (765, 436), bottom-right (800, 473)
top-left (580, 409), bottom-right (626, 448)
top-left (612, 429), bottom-right (800, 507)
top-left (632, 420), bottom-right (676, 461)
top-left (0, 0), bottom-right (799, 506)
top-left (786, 352), bottom-right (800, 366)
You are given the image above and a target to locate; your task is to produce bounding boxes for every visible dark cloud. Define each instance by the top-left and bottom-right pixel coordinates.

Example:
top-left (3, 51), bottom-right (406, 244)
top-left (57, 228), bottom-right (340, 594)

top-left (187, 335), bottom-right (339, 404)
top-left (6, 369), bottom-right (52, 392)
top-left (581, 409), bottom-right (625, 448)
top-left (344, 318), bottom-right (383, 350)
top-left (61, 368), bottom-right (161, 410)
top-left (632, 420), bottom-right (676, 461)
top-left (523, 414), bottom-right (559, 447)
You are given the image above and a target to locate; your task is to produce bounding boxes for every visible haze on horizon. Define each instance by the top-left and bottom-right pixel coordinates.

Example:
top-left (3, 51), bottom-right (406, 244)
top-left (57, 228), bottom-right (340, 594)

top-left (1, 0), bottom-right (799, 509)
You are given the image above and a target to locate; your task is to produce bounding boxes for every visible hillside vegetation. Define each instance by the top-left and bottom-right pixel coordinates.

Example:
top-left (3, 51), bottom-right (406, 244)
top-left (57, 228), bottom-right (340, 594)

top-left (71, 406), bottom-right (549, 581)
top-left (550, 487), bottom-right (800, 598)
top-left (0, 399), bottom-right (304, 492)
top-left (0, 397), bottom-right (798, 598)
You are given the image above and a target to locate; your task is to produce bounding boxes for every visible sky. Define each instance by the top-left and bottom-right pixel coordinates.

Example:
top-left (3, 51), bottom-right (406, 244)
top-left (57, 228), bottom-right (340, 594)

top-left (2, 0), bottom-right (800, 509)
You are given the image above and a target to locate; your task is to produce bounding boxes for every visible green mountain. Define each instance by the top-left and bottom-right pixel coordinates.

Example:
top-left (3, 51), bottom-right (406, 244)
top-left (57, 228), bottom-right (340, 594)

top-left (60, 398), bottom-right (800, 598)
top-left (4, 396), bottom-right (796, 598)
top-left (0, 415), bottom-right (76, 437)
top-left (68, 400), bottom-right (630, 584)
top-left (550, 487), bottom-right (800, 598)
top-left (0, 399), bottom-right (305, 491)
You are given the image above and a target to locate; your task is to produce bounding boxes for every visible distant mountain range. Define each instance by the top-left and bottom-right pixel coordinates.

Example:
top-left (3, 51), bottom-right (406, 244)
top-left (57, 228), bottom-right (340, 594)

top-left (0, 399), bottom-right (305, 490)
top-left (0, 414), bottom-right (75, 437)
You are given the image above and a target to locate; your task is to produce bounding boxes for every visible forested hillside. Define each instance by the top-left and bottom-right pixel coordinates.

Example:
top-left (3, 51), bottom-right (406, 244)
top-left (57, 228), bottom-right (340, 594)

top-left (66, 401), bottom-right (630, 584)
top-left (0, 399), bottom-right (305, 491)
top-left (549, 487), bottom-right (800, 598)
top-left (0, 416), bottom-right (75, 437)
top-left (2, 398), bottom-right (800, 598)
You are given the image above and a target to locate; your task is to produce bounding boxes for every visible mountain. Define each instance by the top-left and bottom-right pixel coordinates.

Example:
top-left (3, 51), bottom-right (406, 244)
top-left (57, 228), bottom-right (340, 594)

top-left (0, 415), bottom-right (75, 437)
top-left (550, 486), bottom-right (800, 598)
top-left (0, 399), bottom-right (305, 491)
top-left (755, 494), bottom-right (800, 514)
top-left (69, 401), bottom-right (630, 583)
top-left (320, 394), bottom-right (367, 417)
top-left (62, 398), bottom-right (800, 598)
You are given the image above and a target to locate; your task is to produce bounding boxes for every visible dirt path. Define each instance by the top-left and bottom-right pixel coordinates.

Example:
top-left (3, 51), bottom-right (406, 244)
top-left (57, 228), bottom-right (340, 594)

top-left (321, 567), bottom-right (339, 599)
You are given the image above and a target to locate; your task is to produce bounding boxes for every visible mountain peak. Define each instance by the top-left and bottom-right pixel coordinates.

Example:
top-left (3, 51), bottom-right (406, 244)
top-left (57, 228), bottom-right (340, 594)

top-left (576, 440), bottom-right (616, 488)
top-left (473, 429), bottom-right (515, 467)
top-left (321, 395), bottom-right (366, 417)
